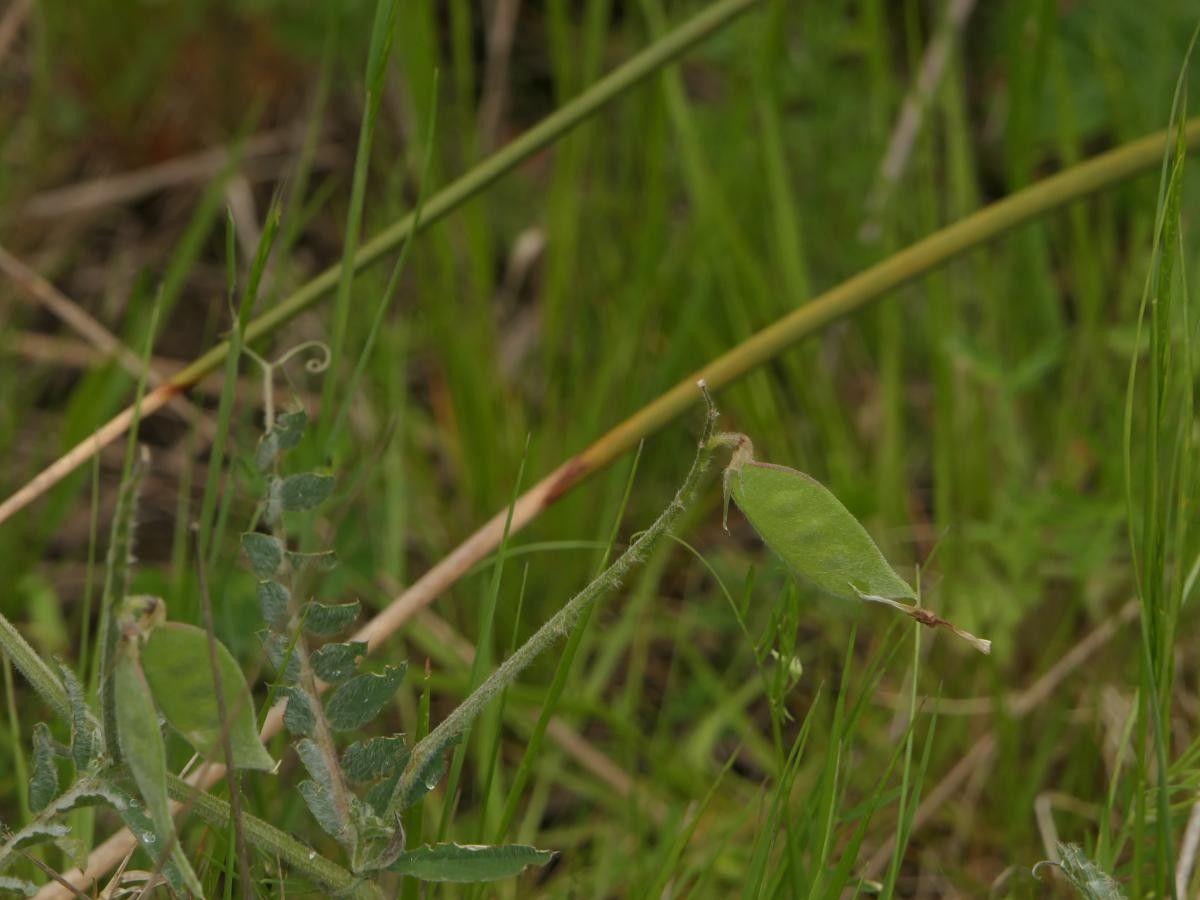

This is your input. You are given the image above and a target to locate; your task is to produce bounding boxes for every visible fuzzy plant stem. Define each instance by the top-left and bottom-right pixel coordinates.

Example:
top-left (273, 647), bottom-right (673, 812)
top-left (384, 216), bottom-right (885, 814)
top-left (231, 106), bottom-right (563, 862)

top-left (0, 611), bottom-right (69, 725)
top-left (387, 386), bottom-right (721, 823)
top-left (162, 773), bottom-right (381, 899)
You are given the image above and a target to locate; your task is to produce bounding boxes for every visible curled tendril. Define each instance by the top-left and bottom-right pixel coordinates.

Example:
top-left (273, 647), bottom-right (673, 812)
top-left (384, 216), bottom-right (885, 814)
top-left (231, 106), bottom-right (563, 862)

top-left (243, 340), bottom-right (331, 432)
top-left (272, 340), bottom-right (331, 375)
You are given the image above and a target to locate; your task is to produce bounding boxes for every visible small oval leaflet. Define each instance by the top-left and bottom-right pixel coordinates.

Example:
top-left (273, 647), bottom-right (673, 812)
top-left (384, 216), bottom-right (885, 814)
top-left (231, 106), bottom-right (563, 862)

top-left (140, 622), bottom-right (276, 770)
top-left (301, 600), bottom-right (360, 636)
top-left (311, 640), bottom-right (367, 683)
top-left (276, 472), bottom-right (335, 513)
top-left (257, 579), bottom-right (291, 630)
top-left (255, 408), bottom-right (308, 471)
top-left (720, 433), bottom-right (990, 654)
top-left (280, 685), bottom-right (316, 736)
top-left (242, 532), bottom-right (284, 579)
top-left (342, 734), bottom-right (409, 783)
top-left (325, 664), bottom-right (407, 731)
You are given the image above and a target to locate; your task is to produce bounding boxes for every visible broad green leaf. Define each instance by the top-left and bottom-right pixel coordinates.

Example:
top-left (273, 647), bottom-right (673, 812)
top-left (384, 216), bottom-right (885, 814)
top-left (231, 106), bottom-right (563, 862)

top-left (343, 735), bottom-right (409, 783)
top-left (727, 455), bottom-right (915, 602)
top-left (276, 472), bottom-right (335, 513)
top-left (242, 532), bottom-right (284, 579)
top-left (255, 409), bottom-right (308, 471)
top-left (257, 580), bottom-right (290, 630)
top-left (302, 601), bottom-right (360, 636)
top-left (140, 623), bottom-right (274, 771)
top-left (722, 437), bottom-right (991, 653)
top-left (325, 665), bottom-right (406, 731)
top-left (388, 842), bottom-right (555, 882)
top-left (281, 686), bottom-right (316, 736)
top-left (113, 651), bottom-right (177, 865)
top-left (29, 723), bottom-right (58, 812)
top-left (311, 641), bottom-right (366, 684)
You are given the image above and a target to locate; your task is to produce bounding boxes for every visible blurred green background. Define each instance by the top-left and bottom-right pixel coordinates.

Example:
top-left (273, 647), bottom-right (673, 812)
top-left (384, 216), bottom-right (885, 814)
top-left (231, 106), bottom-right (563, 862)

top-left (2, 0), bottom-right (1200, 895)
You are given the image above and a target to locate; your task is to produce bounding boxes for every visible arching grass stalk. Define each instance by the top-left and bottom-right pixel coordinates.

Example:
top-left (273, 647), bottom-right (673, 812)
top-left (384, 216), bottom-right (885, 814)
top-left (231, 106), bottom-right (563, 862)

top-left (384, 383), bottom-right (720, 828)
top-left (0, 0), bottom-right (761, 527)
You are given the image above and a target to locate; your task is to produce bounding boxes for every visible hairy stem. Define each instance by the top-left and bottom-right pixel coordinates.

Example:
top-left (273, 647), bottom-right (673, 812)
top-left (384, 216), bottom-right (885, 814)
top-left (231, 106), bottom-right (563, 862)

top-left (387, 388), bottom-right (720, 826)
top-left (0, 611), bottom-right (68, 726)
top-left (163, 773), bottom-right (380, 899)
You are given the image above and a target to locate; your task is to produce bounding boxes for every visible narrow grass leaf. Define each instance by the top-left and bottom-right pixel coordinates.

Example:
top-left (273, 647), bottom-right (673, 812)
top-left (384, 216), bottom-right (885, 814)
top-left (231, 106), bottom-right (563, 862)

top-left (388, 842), bottom-right (555, 882)
top-left (140, 622), bottom-right (275, 771)
top-left (322, 0), bottom-right (401, 426)
top-left (325, 664), bottom-right (406, 731)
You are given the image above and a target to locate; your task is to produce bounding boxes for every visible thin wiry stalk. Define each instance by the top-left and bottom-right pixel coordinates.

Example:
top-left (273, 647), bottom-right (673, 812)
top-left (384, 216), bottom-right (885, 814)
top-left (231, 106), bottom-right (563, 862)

top-left (385, 386), bottom-right (720, 834)
top-left (0, 0), bottom-right (763, 527)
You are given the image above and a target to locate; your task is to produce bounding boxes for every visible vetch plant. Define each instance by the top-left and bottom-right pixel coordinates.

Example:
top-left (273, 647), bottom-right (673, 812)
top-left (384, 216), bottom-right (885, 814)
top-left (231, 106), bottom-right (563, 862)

top-left (0, 350), bottom-right (558, 894)
top-left (710, 427), bottom-right (991, 654)
top-left (0, 370), bottom-right (996, 894)
top-left (223, 341), bottom-right (560, 881)
top-left (1033, 843), bottom-right (1126, 900)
